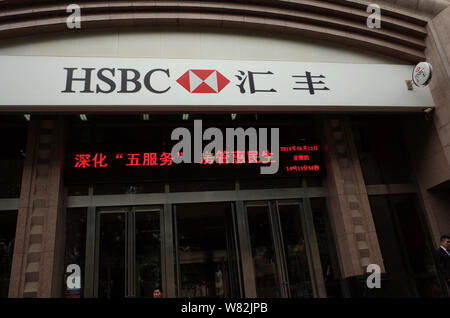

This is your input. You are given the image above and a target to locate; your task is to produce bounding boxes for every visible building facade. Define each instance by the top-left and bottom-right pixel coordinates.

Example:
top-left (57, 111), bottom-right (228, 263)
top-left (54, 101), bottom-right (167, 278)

top-left (0, 0), bottom-right (450, 298)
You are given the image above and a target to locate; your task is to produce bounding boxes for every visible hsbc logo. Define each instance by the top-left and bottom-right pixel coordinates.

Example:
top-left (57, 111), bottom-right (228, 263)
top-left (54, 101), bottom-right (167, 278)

top-left (60, 66), bottom-right (329, 97)
top-left (61, 67), bottom-right (231, 94)
top-left (176, 69), bottom-right (230, 93)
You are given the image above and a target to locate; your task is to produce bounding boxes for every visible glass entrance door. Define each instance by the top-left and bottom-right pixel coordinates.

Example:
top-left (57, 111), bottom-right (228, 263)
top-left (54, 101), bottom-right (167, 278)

top-left (244, 200), bottom-right (326, 298)
top-left (66, 188), bottom-right (332, 298)
top-left (94, 206), bottom-right (162, 298)
top-left (173, 202), bottom-right (242, 297)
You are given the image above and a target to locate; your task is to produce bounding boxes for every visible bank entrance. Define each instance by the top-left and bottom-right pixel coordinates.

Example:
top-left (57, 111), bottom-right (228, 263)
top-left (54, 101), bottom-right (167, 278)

top-left (64, 182), bottom-right (333, 298)
top-left (61, 114), bottom-right (339, 298)
top-left (2, 114), bottom-right (446, 298)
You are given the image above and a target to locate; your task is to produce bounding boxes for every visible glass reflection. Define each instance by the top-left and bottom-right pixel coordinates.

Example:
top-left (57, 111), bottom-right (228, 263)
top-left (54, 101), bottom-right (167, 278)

top-left (135, 211), bottom-right (161, 297)
top-left (0, 211), bottom-right (17, 298)
top-left (278, 204), bottom-right (313, 297)
top-left (175, 202), bottom-right (239, 297)
top-left (247, 205), bottom-right (280, 298)
top-left (63, 208), bottom-right (87, 297)
top-left (98, 212), bottom-right (126, 298)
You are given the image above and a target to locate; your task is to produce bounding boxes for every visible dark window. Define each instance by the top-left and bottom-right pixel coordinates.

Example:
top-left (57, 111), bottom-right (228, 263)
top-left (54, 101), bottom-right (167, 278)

top-left (170, 180), bottom-right (234, 192)
top-left (239, 177), bottom-right (301, 190)
top-left (63, 208), bottom-right (87, 297)
top-left (67, 184), bottom-right (89, 196)
top-left (352, 116), bottom-right (413, 185)
top-left (306, 176), bottom-right (323, 187)
top-left (310, 198), bottom-right (342, 297)
top-left (0, 117), bottom-right (28, 198)
top-left (0, 211), bottom-right (18, 298)
top-left (93, 183), bottom-right (164, 195)
top-left (369, 194), bottom-right (444, 297)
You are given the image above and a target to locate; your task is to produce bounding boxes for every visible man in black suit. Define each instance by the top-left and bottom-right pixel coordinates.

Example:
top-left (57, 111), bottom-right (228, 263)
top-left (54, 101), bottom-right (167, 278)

top-left (434, 235), bottom-right (450, 289)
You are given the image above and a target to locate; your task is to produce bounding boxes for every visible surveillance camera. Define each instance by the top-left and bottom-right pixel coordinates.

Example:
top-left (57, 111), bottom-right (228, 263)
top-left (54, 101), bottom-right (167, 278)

top-left (424, 107), bottom-right (434, 121)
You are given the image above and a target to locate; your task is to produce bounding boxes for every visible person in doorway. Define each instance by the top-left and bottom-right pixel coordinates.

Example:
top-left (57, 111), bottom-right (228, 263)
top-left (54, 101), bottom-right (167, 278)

top-left (153, 287), bottom-right (163, 298)
top-left (433, 235), bottom-right (450, 289)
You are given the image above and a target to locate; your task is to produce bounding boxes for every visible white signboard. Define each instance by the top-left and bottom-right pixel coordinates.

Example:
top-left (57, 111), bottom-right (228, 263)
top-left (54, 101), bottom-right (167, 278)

top-left (0, 55), bottom-right (434, 111)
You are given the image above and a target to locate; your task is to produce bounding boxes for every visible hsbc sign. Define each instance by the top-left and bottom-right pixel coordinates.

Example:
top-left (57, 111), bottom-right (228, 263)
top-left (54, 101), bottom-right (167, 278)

top-left (61, 68), bottom-right (231, 94)
top-left (0, 55), bottom-right (434, 111)
top-left (177, 70), bottom-right (230, 93)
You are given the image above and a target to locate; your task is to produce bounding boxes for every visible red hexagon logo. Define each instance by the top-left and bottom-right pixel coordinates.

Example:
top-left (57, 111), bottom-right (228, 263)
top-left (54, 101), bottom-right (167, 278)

top-left (176, 69), bottom-right (230, 93)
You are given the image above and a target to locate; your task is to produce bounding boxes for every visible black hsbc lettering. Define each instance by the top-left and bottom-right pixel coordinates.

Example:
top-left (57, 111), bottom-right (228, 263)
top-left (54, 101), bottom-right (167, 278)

top-left (62, 68), bottom-right (95, 93)
top-left (118, 68), bottom-right (141, 93)
top-left (61, 67), bottom-right (171, 94)
top-left (96, 68), bottom-right (116, 93)
top-left (144, 68), bottom-right (171, 94)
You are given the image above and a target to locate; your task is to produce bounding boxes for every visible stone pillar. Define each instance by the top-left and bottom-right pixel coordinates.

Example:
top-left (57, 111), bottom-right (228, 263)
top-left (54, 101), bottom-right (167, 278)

top-left (8, 116), bottom-right (66, 298)
top-left (422, 6), bottom-right (450, 245)
top-left (322, 116), bottom-right (385, 278)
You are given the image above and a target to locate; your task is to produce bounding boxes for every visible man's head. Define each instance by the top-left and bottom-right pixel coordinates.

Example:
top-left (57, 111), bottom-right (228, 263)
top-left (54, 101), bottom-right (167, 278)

top-left (440, 235), bottom-right (450, 249)
top-left (153, 287), bottom-right (163, 298)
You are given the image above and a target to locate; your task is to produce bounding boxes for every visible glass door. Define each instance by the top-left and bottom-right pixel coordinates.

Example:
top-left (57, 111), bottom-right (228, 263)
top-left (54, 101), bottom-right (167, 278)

top-left (173, 202), bottom-right (242, 297)
top-left (244, 199), bottom-right (326, 298)
top-left (94, 205), bottom-right (163, 298)
top-left (245, 202), bottom-right (283, 297)
top-left (277, 201), bottom-right (315, 298)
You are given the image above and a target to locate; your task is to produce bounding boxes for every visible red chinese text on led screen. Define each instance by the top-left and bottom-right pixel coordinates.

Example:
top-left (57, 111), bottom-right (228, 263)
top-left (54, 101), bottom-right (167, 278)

top-left (72, 144), bottom-right (321, 174)
top-left (280, 144), bottom-right (321, 173)
top-left (73, 150), bottom-right (277, 168)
